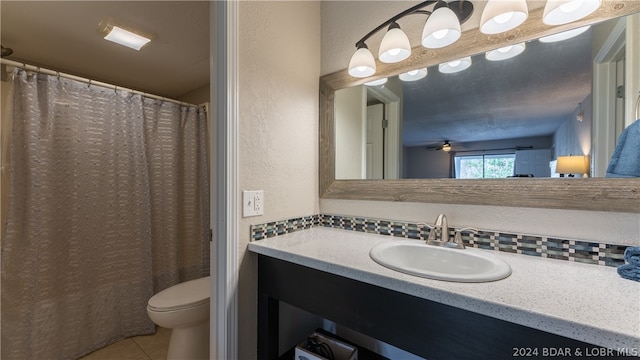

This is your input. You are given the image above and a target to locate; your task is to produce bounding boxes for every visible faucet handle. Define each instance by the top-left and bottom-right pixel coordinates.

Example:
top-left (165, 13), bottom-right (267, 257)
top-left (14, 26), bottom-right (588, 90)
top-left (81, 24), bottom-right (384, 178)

top-left (419, 222), bottom-right (442, 245)
top-left (415, 223), bottom-right (436, 242)
top-left (452, 227), bottom-right (479, 249)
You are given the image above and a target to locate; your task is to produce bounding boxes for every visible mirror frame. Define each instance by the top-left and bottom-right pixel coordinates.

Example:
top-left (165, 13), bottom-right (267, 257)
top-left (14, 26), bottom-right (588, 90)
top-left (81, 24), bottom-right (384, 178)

top-left (320, 1), bottom-right (640, 213)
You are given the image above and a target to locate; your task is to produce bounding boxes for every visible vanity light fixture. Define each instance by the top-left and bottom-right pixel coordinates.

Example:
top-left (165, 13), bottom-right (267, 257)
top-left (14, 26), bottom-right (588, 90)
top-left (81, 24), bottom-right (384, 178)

top-left (539, 25), bottom-right (591, 43)
top-left (399, 68), bottom-right (428, 82)
top-left (480, 0), bottom-right (529, 35)
top-left (543, 0), bottom-right (602, 25)
top-left (347, 0), bottom-right (603, 79)
top-left (348, 45), bottom-right (376, 78)
top-left (364, 78), bottom-right (388, 86)
top-left (379, 22), bottom-right (412, 63)
top-left (485, 43), bottom-right (526, 61)
top-left (438, 56), bottom-right (472, 74)
top-left (421, 3), bottom-right (463, 49)
top-left (348, 0), bottom-right (473, 78)
top-left (97, 17), bottom-right (151, 51)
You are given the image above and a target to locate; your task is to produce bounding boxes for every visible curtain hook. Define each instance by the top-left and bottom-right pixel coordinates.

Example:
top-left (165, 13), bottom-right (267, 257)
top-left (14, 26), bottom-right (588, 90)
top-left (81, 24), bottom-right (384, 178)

top-left (88, 79), bottom-right (92, 88)
top-left (56, 71), bottom-right (61, 79)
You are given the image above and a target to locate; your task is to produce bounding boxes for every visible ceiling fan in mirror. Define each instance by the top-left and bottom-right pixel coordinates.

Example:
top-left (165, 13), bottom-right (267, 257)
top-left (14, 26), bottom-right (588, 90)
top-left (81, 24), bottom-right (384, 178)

top-left (425, 140), bottom-right (453, 151)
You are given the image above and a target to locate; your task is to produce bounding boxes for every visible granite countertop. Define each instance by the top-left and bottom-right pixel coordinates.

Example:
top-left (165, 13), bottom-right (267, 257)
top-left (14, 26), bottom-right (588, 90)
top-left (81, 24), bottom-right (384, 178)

top-left (248, 227), bottom-right (640, 351)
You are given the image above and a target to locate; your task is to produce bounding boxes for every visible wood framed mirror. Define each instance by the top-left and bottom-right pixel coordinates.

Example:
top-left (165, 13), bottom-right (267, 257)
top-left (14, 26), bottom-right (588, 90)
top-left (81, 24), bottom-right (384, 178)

top-left (320, 1), bottom-right (640, 212)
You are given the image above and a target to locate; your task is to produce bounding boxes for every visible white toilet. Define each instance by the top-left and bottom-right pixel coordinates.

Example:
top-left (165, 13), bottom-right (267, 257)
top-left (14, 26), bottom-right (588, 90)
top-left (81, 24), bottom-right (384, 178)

top-left (147, 276), bottom-right (211, 360)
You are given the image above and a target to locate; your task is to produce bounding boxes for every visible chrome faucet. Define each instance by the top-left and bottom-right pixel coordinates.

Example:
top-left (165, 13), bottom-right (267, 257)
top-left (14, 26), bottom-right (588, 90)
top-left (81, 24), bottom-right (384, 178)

top-left (426, 214), bottom-right (449, 246)
top-left (426, 214), bottom-right (477, 250)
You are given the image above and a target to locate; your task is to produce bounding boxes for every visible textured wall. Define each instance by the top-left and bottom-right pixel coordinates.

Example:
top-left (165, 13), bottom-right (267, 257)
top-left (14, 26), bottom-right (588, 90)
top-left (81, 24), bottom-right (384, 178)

top-left (320, 1), bottom-right (640, 244)
top-left (553, 94), bottom-right (593, 160)
top-left (237, 2), bottom-right (320, 358)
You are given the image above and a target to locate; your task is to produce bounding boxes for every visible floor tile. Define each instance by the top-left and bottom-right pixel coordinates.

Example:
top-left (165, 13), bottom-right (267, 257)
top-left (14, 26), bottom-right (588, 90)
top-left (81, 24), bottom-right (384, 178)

top-left (133, 327), bottom-right (171, 360)
top-left (79, 338), bottom-right (150, 360)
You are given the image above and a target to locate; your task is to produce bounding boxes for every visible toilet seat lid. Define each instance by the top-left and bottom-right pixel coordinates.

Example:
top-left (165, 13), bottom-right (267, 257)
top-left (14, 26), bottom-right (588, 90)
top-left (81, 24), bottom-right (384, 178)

top-left (148, 276), bottom-right (211, 311)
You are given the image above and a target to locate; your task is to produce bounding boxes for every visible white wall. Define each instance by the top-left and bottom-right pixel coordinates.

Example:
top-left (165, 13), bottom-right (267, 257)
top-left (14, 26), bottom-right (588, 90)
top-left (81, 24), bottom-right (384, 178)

top-left (335, 86), bottom-right (366, 179)
top-left (320, 1), bottom-right (640, 245)
top-left (237, 2), bottom-right (320, 358)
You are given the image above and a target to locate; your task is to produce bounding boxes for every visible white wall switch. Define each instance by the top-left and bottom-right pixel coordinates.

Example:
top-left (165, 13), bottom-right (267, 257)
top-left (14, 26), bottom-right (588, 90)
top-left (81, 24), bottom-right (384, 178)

top-left (242, 190), bottom-right (264, 217)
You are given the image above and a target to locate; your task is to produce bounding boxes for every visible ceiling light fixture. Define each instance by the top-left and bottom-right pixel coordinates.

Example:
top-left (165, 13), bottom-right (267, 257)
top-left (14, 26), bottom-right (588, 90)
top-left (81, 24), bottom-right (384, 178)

top-left (539, 25), bottom-right (591, 43)
top-left (576, 102), bottom-right (584, 122)
top-left (399, 68), bottom-right (428, 82)
top-left (485, 43), bottom-right (526, 61)
top-left (543, 0), bottom-right (602, 25)
top-left (438, 56), bottom-right (472, 74)
top-left (347, 0), bottom-right (602, 79)
top-left (441, 141), bottom-right (452, 152)
top-left (348, 0), bottom-right (473, 78)
top-left (480, 0), bottom-right (529, 34)
top-left (97, 17), bottom-right (152, 51)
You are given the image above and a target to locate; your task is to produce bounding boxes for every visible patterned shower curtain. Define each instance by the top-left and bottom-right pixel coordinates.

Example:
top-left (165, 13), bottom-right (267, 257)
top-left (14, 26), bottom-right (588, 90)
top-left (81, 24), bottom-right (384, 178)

top-left (1, 69), bottom-right (210, 359)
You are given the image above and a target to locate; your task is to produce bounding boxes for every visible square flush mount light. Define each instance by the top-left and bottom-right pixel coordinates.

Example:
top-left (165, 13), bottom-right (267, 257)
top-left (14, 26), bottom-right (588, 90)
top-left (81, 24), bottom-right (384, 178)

top-left (97, 17), bottom-right (151, 50)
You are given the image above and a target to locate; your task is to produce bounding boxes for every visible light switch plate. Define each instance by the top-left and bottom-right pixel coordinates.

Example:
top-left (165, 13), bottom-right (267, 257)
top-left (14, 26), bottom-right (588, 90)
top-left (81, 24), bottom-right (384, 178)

top-left (242, 190), bottom-right (264, 217)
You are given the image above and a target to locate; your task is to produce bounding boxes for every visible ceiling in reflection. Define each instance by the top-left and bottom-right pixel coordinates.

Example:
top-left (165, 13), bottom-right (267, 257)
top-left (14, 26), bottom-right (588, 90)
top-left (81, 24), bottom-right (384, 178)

top-left (400, 28), bottom-right (593, 147)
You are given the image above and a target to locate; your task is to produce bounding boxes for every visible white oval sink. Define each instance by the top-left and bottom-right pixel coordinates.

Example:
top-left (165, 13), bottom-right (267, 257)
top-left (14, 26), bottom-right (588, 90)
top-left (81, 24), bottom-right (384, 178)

top-left (370, 240), bottom-right (511, 282)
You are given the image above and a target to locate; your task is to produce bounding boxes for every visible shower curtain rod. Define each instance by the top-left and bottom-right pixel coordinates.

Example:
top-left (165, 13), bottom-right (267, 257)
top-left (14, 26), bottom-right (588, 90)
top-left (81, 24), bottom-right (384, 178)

top-left (1, 58), bottom-right (204, 109)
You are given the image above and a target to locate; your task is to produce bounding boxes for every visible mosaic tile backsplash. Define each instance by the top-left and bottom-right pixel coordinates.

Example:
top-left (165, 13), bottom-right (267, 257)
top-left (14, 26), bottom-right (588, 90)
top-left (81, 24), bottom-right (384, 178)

top-left (249, 214), bottom-right (629, 267)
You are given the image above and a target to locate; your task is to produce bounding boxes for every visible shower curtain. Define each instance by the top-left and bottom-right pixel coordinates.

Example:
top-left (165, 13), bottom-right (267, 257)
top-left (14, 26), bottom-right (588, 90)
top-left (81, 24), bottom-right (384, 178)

top-left (1, 69), bottom-right (210, 359)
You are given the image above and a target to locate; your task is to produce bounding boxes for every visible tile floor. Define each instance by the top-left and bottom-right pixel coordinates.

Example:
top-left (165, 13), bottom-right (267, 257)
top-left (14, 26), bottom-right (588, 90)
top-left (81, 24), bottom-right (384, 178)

top-left (79, 327), bottom-right (171, 360)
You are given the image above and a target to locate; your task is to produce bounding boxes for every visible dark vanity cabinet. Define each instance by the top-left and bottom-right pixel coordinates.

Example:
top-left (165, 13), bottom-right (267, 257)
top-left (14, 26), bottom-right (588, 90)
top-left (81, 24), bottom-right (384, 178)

top-left (257, 255), bottom-right (620, 360)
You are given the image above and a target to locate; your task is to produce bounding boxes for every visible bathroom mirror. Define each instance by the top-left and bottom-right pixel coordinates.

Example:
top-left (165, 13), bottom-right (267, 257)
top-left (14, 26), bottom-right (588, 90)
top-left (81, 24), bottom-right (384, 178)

top-left (320, 2), bottom-right (640, 212)
top-left (336, 31), bottom-right (592, 180)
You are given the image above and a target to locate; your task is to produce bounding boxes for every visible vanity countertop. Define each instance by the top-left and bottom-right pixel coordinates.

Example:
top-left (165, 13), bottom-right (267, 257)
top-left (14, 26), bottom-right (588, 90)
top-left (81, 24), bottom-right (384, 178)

top-left (248, 227), bottom-right (640, 351)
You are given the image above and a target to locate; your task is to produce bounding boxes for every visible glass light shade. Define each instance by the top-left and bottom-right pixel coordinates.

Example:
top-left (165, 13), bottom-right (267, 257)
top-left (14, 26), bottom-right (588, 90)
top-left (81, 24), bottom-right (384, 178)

top-left (379, 27), bottom-right (411, 63)
top-left (480, 0), bottom-right (528, 34)
top-left (422, 6), bottom-right (462, 49)
top-left (399, 68), bottom-right (428, 82)
top-left (485, 43), bottom-right (526, 61)
top-left (539, 25), bottom-right (590, 43)
top-left (442, 143), bottom-right (451, 152)
top-left (556, 155), bottom-right (590, 175)
top-left (364, 78), bottom-right (388, 86)
top-left (543, 0), bottom-right (602, 25)
top-left (348, 47), bottom-right (376, 78)
top-left (103, 25), bottom-right (151, 50)
top-left (438, 56), bottom-right (472, 73)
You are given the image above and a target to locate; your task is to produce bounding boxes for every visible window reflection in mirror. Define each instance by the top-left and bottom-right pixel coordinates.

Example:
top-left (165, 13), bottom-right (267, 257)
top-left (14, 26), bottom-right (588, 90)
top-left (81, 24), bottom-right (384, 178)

top-left (334, 15), bottom-right (630, 180)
